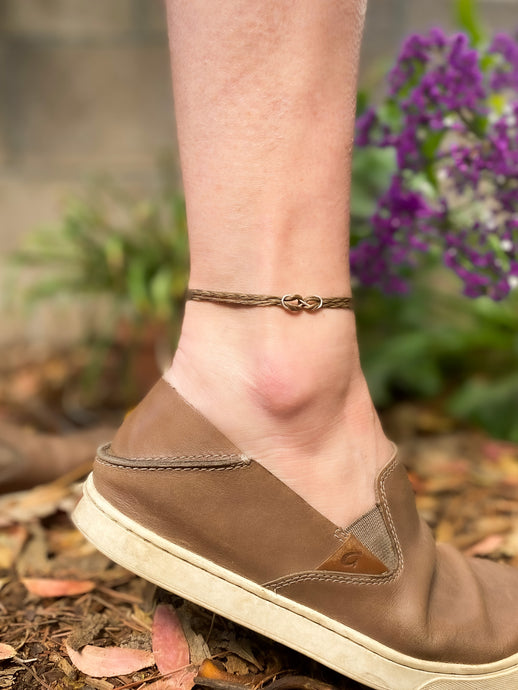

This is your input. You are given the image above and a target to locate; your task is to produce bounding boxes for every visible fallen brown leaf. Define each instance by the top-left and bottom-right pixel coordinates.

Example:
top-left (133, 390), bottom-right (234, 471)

top-left (0, 525), bottom-right (27, 569)
top-left (65, 641), bottom-right (155, 678)
top-left (22, 577), bottom-right (95, 597)
top-left (152, 604), bottom-right (191, 675)
top-left (464, 534), bottom-right (505, 557)
top-left (0, 644), bottom-right (16, 661)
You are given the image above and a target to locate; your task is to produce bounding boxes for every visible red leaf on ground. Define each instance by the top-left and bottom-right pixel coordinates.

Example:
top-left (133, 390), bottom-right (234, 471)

top-left (152, 604), bottom-right (190, 675)
top-left (464, 534), bottom-right (505, 557)
top-left (22, 577), bottom-right (95, 597)
top-left (65, 642), bottom-right (155, 678)
top-left (146, 668), bottom-right (197, 690)
top-left (0, 643), bottom-right (16, 660)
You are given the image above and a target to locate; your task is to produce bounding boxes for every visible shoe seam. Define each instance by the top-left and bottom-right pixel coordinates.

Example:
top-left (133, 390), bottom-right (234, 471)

top-left (266, 457), bottom-right (404, 589)
top-left (97, 443), bottom-right (249, 468)
top-left (95, 457), bottom-right (250, 472)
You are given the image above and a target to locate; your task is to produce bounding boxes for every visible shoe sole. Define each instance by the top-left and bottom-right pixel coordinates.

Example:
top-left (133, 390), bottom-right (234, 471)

top-left (73, 473), bottom-right (518, 690)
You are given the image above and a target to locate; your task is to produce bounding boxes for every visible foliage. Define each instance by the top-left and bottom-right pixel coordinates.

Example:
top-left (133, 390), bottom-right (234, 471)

top-left (355, 280), bottom-right (518, 442)
top-left (12, 182), bottom-right (189, 338)
top-left (350, 0), bottom-right (518, 441)
top-left (352, 0), bottom-right (518, 300)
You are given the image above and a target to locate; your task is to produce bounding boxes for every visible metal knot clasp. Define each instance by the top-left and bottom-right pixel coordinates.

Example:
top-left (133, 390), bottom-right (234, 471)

top-left (281, 294), bottom-right (323, 312)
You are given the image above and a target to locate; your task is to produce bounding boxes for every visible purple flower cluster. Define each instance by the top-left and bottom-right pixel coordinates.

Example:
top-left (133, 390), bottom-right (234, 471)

top-left (350, 178), bottom-right (437, 294)
top-left (353, 27), bottom-right (518, 300)
top-left (488, 33), bottom-right (518, 91)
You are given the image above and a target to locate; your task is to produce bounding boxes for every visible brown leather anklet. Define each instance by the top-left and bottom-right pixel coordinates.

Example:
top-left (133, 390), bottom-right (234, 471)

top-left (186, 289), bottom-right (353, 313)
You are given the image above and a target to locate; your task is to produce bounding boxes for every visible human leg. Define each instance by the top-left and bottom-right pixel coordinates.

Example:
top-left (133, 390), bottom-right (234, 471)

top-left (164, 0), bottom-right (392, 527)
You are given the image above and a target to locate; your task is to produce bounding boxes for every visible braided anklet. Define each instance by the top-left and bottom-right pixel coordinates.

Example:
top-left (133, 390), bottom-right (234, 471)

top-left (186, 289), bottom-right (353, 313)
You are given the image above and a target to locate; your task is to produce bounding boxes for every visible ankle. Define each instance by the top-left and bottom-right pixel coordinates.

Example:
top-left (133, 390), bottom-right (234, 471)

top-left (169, 301), bottom-right (362, 420)
top-left (166, 301), bottom-right (387, 454)
top-left (165, 302), bottom-right (392, 525)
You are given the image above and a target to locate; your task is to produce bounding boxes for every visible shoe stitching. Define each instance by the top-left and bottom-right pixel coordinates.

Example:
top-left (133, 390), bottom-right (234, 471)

top-left (97, 443), bottom-right (249, 467)
top-left (95, 457), bottom-right (249, 472)
top-left (267, 457), bottom-right (404, 590)
top-left (99, 443), bottom-right (244, 462)
top-left (99, 452), bottom-right (243, 461)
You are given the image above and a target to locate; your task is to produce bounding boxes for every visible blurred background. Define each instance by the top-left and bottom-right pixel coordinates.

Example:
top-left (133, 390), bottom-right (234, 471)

top-left (0, 0), bottom-right (517, 443)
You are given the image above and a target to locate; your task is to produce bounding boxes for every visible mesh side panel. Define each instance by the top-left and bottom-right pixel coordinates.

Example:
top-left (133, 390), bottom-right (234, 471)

top-left (347, 505), bottom-right (398, 572)
top-left (419, 674), bottom-right (516, 689)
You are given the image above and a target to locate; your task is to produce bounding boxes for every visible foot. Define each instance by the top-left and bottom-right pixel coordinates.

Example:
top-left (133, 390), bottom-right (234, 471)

top-left (164, 300), bottom-right (393, 527)
top-left (74, 380), bottom-right (518, 689)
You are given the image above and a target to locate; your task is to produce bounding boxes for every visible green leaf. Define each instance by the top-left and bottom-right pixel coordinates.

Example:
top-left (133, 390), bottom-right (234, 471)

top-left (103, 235), bottom-right (125, 272)
top-left (488, 92), bottom-right (507, 117)
top-left (356, 90), bottom-right (369, 117)
top-left (448, 375), bottom-right (518, 442)
top-left (406, 171), bottom-right (438, 199)
top-left (421, 131), bottom-right (444, 161)
top-left (350, 147), bottom-right (396, 223)
top-left (470, 112), bottom-right (489, 137)
top-left (454, 0), bottom-right (485, 47)
top-left (378, 99), bottom-right (403, 130)
top-left (150, 268), bottom-right (174, 319)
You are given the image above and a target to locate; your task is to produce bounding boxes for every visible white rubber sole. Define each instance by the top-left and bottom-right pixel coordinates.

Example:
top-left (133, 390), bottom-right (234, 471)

top-left (73, 474), bottom-right (518, 690)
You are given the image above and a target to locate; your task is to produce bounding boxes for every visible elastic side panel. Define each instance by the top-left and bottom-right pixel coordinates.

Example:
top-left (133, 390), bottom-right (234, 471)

top-left (348, 505), bottom-right (398, 572)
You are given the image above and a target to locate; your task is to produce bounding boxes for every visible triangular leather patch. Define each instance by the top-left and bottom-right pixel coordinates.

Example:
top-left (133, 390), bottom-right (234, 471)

top-left (316, 533), bottom-right (387, 575)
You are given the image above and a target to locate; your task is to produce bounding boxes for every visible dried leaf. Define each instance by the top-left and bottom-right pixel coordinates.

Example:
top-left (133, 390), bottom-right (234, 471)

top-left (84, 677), bottom-right (114, 690)
top-left (152, 604), bottom-right (190, 674)
top-left (48, 651), bottom-right (75, 678)
top-left (145, 679), bottom-right (183, 689)
top-left (0, 484), bottom-right (70, 526)
top-left (227, 632), bottom-right (261, 669)
top-left (464, 534), bottom-right (505, 557)
top-left (47, 528), bottom-right (87, 554)
top-left (65, 642), bottom-right (155, 678)
top-left (0, 525), bottom-right (28, 570)
top-left (175, 603), bottom-right (210, 665)
top-left (224, 654), bottom-right (249, 676)
top-left (146, 669), bottom-right (197, 689)
top-left (67, 613), bottom-right (109, 651)
top-left (15, 524), bottom-right (49, 577)
top-left (196, 659), bottom-right (250, 685)
top-left (0, 644), bottom-right (16, 661)
top-left (198, 660), bottom-right (228, 680)
top-left (500, 529), bottom-right (518, 558)
top-left (22, 577), bottom-right (95, 597)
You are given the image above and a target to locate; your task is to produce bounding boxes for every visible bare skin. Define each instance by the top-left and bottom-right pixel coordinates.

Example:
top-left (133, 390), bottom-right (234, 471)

top-left (164, 0), bottom-right (393, 527)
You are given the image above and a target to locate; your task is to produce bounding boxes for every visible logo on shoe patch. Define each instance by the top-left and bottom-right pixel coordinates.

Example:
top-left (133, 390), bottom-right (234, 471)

top-left (340, 550), bottom-right (362, 568)
top-left (316, 534), bottom-right (387, 575)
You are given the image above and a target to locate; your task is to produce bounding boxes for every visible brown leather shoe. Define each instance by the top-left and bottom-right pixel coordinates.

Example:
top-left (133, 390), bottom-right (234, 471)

top-left (73, 379), bottom-right (518, 689)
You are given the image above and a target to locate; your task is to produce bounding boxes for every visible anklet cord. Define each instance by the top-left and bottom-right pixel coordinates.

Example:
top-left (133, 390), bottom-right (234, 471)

top-left (186, 289), bottom-right (353, 313)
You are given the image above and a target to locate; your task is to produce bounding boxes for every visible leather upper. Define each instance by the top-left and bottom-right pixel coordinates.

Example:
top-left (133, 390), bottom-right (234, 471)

top-left (93, 378), bottom-right (518, 665)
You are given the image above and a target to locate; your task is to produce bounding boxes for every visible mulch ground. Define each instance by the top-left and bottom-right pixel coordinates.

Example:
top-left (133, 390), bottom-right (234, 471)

top-left (1, 348), bottom-right (518, 689)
